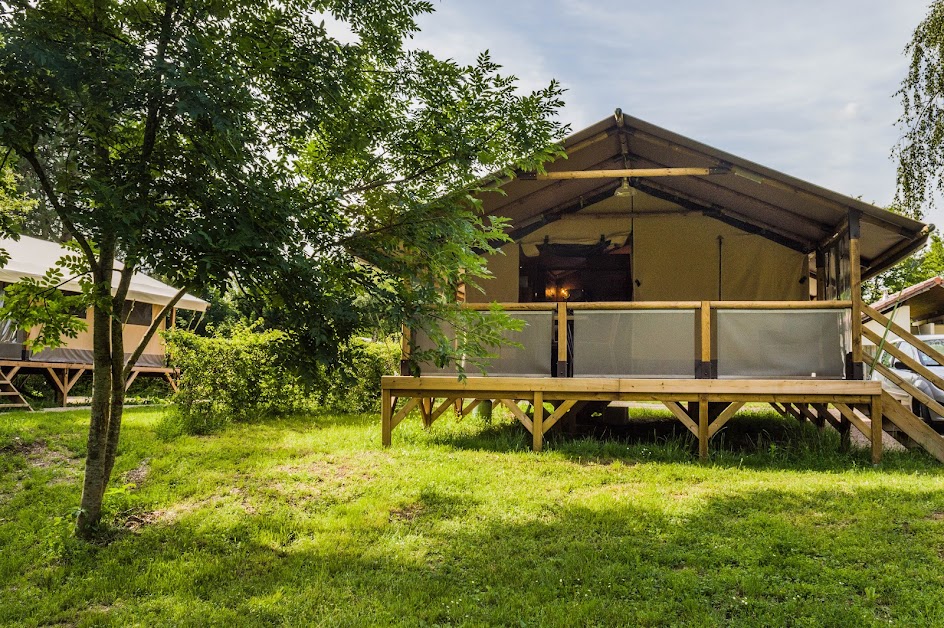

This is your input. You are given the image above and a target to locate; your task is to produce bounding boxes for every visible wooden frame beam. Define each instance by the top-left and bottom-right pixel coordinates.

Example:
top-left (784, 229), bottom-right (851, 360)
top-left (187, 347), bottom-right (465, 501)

top-left (662, 400), bottom-right (699, 437)
top-left (881, 391), bottom-right (944, 463)
top-left (707, 402), bottom-right (745, 438)
top-left (519, 167), bottom-right (730, 180)
top-left (628, 179), bottom-right (814, 254)
top-left (627, 154), bottom-right (834, 234)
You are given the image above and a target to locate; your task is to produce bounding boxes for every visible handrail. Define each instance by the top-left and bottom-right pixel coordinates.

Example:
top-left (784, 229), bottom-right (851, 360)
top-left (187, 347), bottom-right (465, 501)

top-left (861, 303), bottom-right (944, 369)
top-left (711, 300), bottom-right (852, 310)
top-left (862, 326), bottom-right (944, 392)
top-left (461, 300), bottom-right (852, 311)
top-left (459, 303), bottom-right (557, 311)
top-left (412, 301), bottom-right (854, 379)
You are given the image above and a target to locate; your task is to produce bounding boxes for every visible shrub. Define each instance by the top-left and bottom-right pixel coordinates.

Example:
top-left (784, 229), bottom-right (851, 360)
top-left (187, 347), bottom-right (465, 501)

top-left (312, 337), bottom-right (400, 413)
top-left (163, 324), bottom-right (308, 434)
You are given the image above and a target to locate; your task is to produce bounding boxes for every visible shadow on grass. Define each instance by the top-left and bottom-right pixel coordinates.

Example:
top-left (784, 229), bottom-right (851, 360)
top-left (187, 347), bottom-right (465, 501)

top-left (21, 481), bottom-right (944, 626)
top-left (409, 412), bottom-right (941, 474)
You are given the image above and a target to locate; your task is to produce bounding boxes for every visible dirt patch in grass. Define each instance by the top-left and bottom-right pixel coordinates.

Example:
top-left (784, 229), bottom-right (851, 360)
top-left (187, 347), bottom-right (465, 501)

top-left (930, 511), bottom-right (944, 521)
top-left (122, 510), bottom-right (163, 531)
top-left (156, 486), bottom-right (259, 525)
top-left (122, 459), bottom-right (149, 487)
top-left (390, 503), bottom-right (424, 522)
top-left (2, 437), bottom-right (78, 480)
top-left (273, 455), bottom-right (377, 482)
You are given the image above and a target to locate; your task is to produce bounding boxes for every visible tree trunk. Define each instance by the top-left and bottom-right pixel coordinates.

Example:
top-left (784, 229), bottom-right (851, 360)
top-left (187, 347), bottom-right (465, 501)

top-left (75, 298), bottom-right (115, 537)
top-left (75, 251), bottom-right (130, 538)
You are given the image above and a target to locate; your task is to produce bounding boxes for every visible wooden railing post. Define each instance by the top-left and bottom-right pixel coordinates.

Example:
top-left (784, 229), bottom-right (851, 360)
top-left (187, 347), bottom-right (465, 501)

top-left (697, 301), bottom-right (713, 378)
top-left (849, 211), bottom-right (864, 379)
top-left (556, 302), bottom-right (568, 377)
top-left (815, 249), bottom-right (826, 301)
top-left (400, 325), bottom-right (412, 376)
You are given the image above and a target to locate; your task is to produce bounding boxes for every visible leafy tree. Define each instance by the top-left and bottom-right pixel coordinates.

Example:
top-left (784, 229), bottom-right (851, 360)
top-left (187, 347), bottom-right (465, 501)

top-left (863, 234), bottom-right (944, 303)
top-left (896, 0), bottom-right (944, 215)
top-left (0, 0), bottom-right (563, 537)
top-left (0, 152), bottom-right (33, 249)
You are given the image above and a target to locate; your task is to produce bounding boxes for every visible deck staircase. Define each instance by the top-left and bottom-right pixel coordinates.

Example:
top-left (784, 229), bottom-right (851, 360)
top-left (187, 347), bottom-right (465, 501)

top-left (859, 304), bottom-right (944, 463)
top-left (0, 366), bottom-right (32, 411)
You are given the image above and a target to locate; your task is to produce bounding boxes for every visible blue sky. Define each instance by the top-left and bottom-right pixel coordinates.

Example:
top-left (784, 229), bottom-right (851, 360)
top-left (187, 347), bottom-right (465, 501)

top-left (411, 1), bottom-right (938, 227)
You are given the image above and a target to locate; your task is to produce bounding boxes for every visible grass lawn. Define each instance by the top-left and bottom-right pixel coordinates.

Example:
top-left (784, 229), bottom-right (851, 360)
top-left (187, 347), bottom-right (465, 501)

top-left (2, 405), bottom-right (944, 626)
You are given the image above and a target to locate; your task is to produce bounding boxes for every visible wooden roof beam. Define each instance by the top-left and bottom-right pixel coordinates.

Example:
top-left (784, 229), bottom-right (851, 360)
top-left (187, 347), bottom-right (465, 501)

top-left (628, 127), bottom-right (924, 237)
top-left (629, 179), bottom-right (813, 254)
top-left (518, 167), bottom-right (731, 180)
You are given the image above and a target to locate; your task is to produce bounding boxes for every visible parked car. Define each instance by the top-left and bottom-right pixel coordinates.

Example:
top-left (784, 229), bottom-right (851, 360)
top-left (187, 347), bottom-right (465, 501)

top-left (871, 334), bottom-right (944, 425)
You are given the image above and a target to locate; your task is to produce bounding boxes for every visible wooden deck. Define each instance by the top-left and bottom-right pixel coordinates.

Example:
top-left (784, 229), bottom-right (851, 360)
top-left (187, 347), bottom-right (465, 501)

top-left (0, 359), bottom-right (178, 410)
top-left (381, 376), bottom-right (897, 462)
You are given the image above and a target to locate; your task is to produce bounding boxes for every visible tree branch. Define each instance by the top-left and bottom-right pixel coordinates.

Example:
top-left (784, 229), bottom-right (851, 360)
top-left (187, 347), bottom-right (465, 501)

top-left (124, 285), bottom-right (189, 380)
top-left (20, 150), bottom-right (98, 270)
top-left (140, 1), bottom-right (176, 168)
top-left (338, 155), bottom-right (456, 196)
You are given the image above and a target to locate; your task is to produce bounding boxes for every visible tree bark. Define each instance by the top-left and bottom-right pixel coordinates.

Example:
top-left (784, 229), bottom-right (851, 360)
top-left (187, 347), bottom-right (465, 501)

top-left (76, 253), bottom-right (115, 538)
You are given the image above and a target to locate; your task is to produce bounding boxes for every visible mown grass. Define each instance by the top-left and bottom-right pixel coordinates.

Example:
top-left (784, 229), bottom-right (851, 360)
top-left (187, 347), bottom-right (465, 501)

top-left (1, 405), bottom-right (944, 626)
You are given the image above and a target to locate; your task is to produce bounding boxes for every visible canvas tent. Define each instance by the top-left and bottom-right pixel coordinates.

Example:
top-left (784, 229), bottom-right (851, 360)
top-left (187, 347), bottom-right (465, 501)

top-left (384, 109), bottom-right (944, 465)
top-left (467, 111), bottom-right (929, 306)
top-left (0, 234), bottom-right (208, 367)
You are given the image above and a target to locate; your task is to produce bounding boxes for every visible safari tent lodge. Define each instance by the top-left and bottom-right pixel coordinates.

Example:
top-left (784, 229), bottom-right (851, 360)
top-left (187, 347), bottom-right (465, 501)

top-left (382, 110), bottom-right (944, 464)
top-left (0, 235), bottom-right (208, 409)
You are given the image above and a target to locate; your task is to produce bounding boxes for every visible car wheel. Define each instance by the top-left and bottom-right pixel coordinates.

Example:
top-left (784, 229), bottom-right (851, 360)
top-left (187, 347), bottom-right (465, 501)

top-left (912, 398), bottom-right (933, 423)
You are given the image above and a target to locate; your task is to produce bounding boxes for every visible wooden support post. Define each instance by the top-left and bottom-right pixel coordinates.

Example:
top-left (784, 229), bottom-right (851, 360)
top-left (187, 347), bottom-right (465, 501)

top-left (849, 211), bottom-right (864, 379)
top-left (400, 325), bottom-right (412, 376)
top-left (421, 397), bottom-right (432, 429)
top-left (533, 392), bottom-right (544, 452)
top-left (557, 302), bottom-right (568, 377)
top-left (698, 301), bottom-right (711, 378)
top-left (871, 393), bottom-right (883, 465)
top-left (815, 249), bottom-right (826, 301)
top-left (839, 411), bottom-right (851, 451)
top-left (381, 389), bottom-right (392, 447)
top-left (61, 369), bottom-right (70, 407)
top-left (698, 395), bottom-right (709, 460)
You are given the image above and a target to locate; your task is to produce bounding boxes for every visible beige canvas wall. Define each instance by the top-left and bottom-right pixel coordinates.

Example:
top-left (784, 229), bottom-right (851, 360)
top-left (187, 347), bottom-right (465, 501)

top-left (27, 303), bottom-right (167, 358)
top-left (633, 214), bottom-right (808, 301)
top-left (863, 305), bottom-right (911, 345)
top-left (465, 243), bottom-right (520, 303)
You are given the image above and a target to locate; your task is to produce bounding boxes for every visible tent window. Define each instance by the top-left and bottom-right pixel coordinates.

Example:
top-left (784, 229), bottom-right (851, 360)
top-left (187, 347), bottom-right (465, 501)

top-left (519, 242), bottom-right (632, 302)
top-left (125, 302), bottom-right (152, 326)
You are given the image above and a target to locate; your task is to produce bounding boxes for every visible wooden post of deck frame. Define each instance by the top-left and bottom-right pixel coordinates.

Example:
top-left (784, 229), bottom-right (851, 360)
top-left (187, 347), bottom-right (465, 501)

top-left (849, 211), bottom-right (864, 380)
top-left (533, 392), bottom-right (544, 452)
top-left (381, 388), bottom-right (392, 447)
top-left (698, 395), bottom-right (709, 460)
top-left (870, 393), bottom-right (883, 465)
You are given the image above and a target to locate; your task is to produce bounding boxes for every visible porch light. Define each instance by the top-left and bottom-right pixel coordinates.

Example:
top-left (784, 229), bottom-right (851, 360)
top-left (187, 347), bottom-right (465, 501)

top-left (613, 178), bottom-right (634, 197)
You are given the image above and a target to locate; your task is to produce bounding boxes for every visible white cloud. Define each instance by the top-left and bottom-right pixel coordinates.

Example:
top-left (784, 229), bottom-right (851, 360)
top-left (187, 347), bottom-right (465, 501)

top-left (410, 0), bottom-right (939, 222)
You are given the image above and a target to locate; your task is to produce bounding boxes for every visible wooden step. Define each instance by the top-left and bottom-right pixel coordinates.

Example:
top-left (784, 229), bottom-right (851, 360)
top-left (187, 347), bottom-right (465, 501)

top-left (882, 392), bottom-right (944, 463)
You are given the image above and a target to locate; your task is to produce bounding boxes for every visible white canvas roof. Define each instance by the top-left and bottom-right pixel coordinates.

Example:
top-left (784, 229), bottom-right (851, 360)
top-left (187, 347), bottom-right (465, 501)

top-left (0, 235), bottom-right (209, 312)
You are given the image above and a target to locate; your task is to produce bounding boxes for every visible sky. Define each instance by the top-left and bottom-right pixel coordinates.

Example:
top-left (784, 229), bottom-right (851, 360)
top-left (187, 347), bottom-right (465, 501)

top-left (409, 1), bottom-right (939, 227)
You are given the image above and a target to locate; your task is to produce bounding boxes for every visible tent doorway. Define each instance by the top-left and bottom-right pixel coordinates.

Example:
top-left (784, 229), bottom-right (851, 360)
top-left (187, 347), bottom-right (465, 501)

top-left (518, 241), bottom-right (632, 303)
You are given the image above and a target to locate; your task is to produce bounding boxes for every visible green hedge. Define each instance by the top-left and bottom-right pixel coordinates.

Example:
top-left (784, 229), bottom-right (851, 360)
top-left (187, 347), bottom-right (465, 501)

top-left (311, 337), bottom-right (400, 413)
top-left (163, 325), bottom-right (308, 434)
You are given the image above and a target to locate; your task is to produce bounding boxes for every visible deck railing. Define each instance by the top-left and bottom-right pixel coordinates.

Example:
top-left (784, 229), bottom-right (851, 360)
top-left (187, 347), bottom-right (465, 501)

top-left (407, 300), bottom-right (853, 380)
